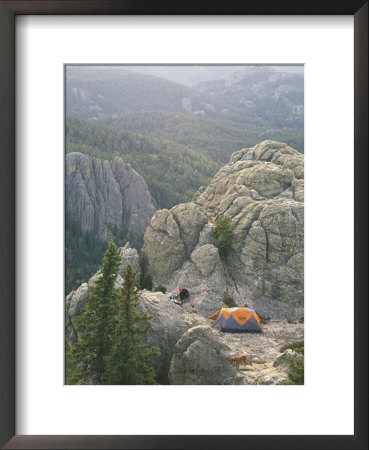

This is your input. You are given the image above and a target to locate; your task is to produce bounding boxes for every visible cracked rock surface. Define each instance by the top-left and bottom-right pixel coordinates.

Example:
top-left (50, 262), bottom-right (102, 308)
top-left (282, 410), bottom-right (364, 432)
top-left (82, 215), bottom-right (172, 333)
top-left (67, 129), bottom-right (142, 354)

top-left (66, 152), bottom-right (156, 242)
top-left (142, 141), bottom-right (304, 320)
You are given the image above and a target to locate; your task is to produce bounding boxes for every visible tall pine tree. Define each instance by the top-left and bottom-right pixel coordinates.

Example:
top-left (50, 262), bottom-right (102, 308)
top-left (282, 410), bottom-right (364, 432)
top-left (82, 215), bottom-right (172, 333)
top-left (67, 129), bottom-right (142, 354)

top-left (72, 241), bottom-right (121, 384)
top-left (103, 264), bottom-right (159, 385)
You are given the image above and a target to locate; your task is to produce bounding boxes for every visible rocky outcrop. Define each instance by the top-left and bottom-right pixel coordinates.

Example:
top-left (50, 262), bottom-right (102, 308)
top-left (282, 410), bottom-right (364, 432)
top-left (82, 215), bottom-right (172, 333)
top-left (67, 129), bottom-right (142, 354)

top-left (168, 325), bottom-right (236, 385)
top-left (141, 141), bottom-right (304, 320)
top-left (66, 152), bottom-right (156, 242)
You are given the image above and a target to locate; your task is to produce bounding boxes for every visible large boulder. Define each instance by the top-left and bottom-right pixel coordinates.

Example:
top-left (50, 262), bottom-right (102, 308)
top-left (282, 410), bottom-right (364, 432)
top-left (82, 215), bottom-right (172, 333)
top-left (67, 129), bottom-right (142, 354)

top-left (137, 291), bottom-right (206, 381)
top-left (168, 325), bottom-right (236, 385)
top-left (165, 243), bottom-right (229, 316)
top-left (141, 203), bottom-right (207, 280)
top-left (140, 209), bottom-right (186, 278)
top-left (66, 152), bottom-right (156, 242)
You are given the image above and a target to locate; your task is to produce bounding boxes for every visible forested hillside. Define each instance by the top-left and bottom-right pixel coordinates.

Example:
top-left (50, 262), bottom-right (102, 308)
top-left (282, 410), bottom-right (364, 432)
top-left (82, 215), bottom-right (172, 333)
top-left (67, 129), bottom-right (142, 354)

top-left (97, 111), bottom-right (304, 162)
top-left (65, 214), bottom-right (110, 292)
top-left (66, 116), bottom-right (219, 209)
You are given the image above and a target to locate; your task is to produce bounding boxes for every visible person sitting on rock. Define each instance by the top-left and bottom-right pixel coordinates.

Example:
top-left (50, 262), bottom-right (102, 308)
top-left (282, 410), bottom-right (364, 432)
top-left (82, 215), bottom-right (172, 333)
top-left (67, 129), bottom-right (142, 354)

top-left (179, 287), bottom-right (189, 302)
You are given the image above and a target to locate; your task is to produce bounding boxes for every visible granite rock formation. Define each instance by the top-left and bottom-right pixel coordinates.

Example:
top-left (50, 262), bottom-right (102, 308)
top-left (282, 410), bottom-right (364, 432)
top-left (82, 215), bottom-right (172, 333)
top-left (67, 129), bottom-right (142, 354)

top-left (141, 141), bottom-right (304, 320)
top-left (66, 152), bottom-right (156, 242)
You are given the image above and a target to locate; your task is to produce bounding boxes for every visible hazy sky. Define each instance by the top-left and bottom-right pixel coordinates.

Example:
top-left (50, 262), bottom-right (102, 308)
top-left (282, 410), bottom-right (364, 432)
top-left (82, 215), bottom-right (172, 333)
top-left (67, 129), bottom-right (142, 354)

top-left (83, 64), bottom-right (303, 87)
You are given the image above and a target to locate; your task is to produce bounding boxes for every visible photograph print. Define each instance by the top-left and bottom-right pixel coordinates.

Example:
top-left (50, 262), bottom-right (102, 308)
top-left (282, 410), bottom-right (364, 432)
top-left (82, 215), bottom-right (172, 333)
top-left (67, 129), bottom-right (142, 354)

top-left (65, 64), bottom-right (304, 385)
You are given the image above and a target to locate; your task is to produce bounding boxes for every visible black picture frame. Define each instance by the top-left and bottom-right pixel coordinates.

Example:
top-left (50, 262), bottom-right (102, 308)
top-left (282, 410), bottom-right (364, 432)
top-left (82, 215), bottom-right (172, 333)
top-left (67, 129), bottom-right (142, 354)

top-left (0, 1), bottom-right (367, 449)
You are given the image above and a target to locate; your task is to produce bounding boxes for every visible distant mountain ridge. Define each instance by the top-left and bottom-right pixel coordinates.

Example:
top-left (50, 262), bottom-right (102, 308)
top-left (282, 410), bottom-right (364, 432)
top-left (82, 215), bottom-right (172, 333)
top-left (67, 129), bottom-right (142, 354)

top-left (194, 66), bottom-right (304, 131)
top-left (66, 66), bottom-right (221, 120)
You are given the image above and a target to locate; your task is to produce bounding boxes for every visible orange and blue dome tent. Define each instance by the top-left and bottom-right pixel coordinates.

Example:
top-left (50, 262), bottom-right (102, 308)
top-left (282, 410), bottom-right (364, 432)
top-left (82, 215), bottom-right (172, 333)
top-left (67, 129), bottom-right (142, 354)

top-left (211, 307), bottom-right (263, 332)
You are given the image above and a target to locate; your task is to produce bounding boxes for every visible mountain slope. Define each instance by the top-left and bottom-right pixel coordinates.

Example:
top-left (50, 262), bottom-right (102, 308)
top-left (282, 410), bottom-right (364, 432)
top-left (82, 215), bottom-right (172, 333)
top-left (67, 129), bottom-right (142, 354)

top-left (66, 116), bottom-right (220, 209)
top-left (66, 66), bottom-right (222, 120)
top-left (195, 66), bottom-right (304, 131)
top-left (97, 110), bottom-right (304, 160)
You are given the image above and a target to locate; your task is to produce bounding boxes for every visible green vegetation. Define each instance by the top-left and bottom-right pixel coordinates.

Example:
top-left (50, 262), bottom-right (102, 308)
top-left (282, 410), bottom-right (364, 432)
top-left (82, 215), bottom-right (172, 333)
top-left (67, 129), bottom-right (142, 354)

top-left (279, 341), bottom-right (304, 385)
top-left (65, 214), bottom-right (109, 293)
top-left (154, 285), bottom-right (167, 294)
top-left (223, 294), bottom-right (236, 307)
top-left (287, 353), bottom-right (304, 385)
top-left (103, 264), bottom-right (159, 384)
top-left (138, 253), bottom-right (152, 291)
top-left (279, 340), bottom-right (304, 354)
top-left (65, 213), bottom-right (136, 294)
top-left (140, 274), bottom-right (153, 291)
top-left (98, 111), bottom-right (280, 163)
top-left (214, 215), bottom-right (234, 260)
top-left (68, 245), bottom-right (159, 385)
top-left (66, 116), bottom-right (219, 209)
top-left (65, 343), bottom-right (79, 384)
top-left (71, 241), bottom-right (121, 384)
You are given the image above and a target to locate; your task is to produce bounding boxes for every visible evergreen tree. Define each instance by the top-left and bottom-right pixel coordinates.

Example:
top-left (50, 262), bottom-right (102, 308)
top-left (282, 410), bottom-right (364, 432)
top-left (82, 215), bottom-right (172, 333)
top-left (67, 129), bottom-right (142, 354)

top-left (103, 264), bottom-right (159, 385)
top-left (287, 357), bottom-right (304, 385)
top-left (287, 349), bottom-right (304, 385)
top-left (214, 215), bottom-right (234, 260)
top-left (72, 241), bottom-right (121, 384)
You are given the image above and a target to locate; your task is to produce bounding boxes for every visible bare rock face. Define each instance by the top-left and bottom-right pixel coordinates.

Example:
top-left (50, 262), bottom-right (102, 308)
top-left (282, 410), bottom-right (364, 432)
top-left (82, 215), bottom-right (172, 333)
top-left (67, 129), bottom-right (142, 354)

top-left (137, 291), bottom-right (206, 381)
top-left (142, 141), bottom-right (304, 320)
top-left (168, 325), bottom-right (236, 385)
top-left (141, 203), bottom-right (207, 280)
top-left (66, 152), bottom-right (156, 242)
top-left (118, 243), bottom-right (141, 279)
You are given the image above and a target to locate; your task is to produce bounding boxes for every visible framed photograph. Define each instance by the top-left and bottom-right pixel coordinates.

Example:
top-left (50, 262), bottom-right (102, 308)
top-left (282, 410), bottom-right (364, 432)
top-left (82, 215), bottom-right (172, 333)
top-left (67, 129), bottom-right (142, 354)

top-left (0, 1), bottom-right (367, 449)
